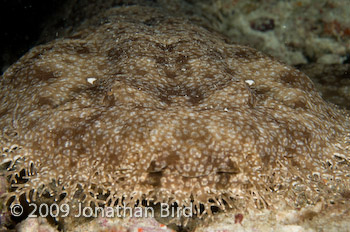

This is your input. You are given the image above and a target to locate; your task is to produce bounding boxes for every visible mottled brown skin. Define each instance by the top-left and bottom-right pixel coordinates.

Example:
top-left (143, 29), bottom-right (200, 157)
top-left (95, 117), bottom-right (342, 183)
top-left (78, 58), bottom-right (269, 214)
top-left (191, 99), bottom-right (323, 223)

top-left (0, 4), bottom-right (349, 222)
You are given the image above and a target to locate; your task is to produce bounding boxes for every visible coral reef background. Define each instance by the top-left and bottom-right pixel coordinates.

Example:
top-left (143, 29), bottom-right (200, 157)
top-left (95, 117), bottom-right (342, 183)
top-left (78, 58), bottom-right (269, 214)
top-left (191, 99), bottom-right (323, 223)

top-left (0, 0), bottom-right (68, 74)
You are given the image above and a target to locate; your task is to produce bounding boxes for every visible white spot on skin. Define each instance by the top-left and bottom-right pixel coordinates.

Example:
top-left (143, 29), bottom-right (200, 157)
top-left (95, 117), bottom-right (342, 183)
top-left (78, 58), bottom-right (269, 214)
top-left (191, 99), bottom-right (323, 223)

top-left (245, 79), bottom-right (255, 85)
top-left (87, 77), bottom-right (97, 84)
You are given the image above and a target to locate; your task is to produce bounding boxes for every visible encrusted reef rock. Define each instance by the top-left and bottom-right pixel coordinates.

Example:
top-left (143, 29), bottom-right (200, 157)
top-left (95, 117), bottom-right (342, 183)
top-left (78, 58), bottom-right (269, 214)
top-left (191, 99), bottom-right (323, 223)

top-left (0, 1), bottom-right (349, 231)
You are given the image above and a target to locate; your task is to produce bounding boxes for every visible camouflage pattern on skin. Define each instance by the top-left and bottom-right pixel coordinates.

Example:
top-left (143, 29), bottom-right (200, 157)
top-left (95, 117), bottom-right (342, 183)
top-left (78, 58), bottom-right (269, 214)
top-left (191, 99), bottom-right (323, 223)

top-left (0, 4), bottom-right (349, 226)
